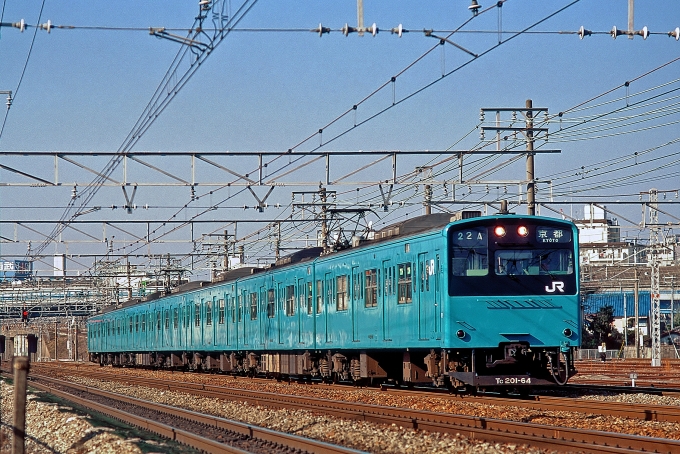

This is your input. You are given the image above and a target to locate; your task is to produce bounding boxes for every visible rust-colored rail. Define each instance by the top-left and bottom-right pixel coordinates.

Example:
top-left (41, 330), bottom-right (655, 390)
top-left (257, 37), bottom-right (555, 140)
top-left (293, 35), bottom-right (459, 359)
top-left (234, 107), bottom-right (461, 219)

top-left (44, 365), bottom-right (680, 424)
top-left (27, 369), bottom-right (680, 453)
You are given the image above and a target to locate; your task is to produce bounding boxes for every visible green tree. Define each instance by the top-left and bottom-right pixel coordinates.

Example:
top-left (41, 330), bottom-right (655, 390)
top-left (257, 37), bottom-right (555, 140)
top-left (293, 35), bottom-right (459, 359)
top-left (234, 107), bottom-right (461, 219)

top-left (582, 305), bottom-right (622, 349)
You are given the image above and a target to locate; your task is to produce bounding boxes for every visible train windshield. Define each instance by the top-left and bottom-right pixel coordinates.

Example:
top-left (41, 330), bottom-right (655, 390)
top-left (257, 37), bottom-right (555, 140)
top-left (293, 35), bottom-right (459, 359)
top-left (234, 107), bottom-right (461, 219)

top-left (495, 249), bottom-right (573, 276)
top-left (449, 222), bottom-right (577, 296)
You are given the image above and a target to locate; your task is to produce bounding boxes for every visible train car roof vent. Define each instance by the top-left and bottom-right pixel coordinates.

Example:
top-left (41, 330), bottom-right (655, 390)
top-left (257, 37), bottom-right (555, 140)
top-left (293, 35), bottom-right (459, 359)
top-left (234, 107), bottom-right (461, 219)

top-left (450, 210), bottom-right (482, 221)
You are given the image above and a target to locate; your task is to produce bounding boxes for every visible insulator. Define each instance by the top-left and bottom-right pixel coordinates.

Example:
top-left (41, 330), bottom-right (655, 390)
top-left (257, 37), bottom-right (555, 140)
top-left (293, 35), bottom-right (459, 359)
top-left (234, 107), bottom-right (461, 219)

top-left (40, 20), bottom-right (52, 33)
top-left (391, 24), bottom-right (404, 37)
top-left (479, 109), bottom-right (485, 122)
top-left (669, 27), bottom-right (680, 40)
top-left (13, 19), bottom-right (26, 32)
top-left (638, 26), bottom-right (649, 40)
top-left (468, 0), bottom-right (481, 16)
top-left (341, 23), bottom-right (356, 36)
top-left (578, 26), bottom-right (591, 39)
top-left (315, 23), bottom-right (330, 37)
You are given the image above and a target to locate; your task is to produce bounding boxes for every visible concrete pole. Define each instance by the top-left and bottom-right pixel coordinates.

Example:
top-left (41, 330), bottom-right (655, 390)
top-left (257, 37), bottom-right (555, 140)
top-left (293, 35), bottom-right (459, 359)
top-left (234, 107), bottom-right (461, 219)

top-left (424, 185), bottom-right (432, 215)
top-left (526, 99), bottom-right (535, 216)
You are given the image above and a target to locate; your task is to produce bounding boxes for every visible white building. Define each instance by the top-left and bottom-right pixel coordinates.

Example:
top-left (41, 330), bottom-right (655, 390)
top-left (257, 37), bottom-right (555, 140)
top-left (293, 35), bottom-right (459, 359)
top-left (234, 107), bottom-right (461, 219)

top-left (576, 204), bottom-right (635, 266)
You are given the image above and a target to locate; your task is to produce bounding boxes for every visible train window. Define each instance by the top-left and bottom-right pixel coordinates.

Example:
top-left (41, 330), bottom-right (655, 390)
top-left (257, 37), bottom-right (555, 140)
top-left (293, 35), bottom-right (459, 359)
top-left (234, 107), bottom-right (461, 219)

top-left (450, 227), bottom-right (488, 276)
top-left (495, 249), bottom-right (574, 276)
top-left (194, 303), bottom-right (201, 327)
top-left (365, 269), bottom-right (378, 308)
top-left (267, 289), bottom-right (275, 318)
top-left (384, 267), bottom-right (393, 295)
top-left (173, 308), bottom-right (179, 329)
top-left (157, 312), bottom-right (162, 331)
top-left (352, 271), bottom-right (360, 301)
top-left (135, 315), bottom-right (139, 332)
top-left (285, 285), bottom-right (295, 316)
top-left (141, 313), bottom-right (146, 332)
top-left (238, 295), bottom-right (243, 322)
top-left (336, 275), bottom-right (348, 311)
top-left (405, 243), bottom-right (410, 253)
top-left (306, 282), bottom-right (313, 314)
top-left (129, 317), bottom-right (133, 334)
top-left (231, 297), bottom-right (236, 322)
top-left (165, 310), bottom-right (170, 329)
top-left (219, 298), bottom-right (225, 324)
top-left (250, 293), bottom-right (258, 320)
top-left (206, 300), bottom-right (213, 326)
top-left (316, 280), bottom-right (323, 314)
top-left (398, 263), bottom-right (413, 304)
top-left (298, 281), bottom-right (305, 314)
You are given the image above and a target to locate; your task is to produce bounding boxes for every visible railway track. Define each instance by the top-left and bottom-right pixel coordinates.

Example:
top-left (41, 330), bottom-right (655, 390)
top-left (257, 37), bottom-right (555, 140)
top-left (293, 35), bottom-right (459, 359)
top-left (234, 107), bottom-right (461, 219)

top-left (5, 371), bottom-right (365, 454)
top-left (32, 363), bottom-right (680, 425)
top-left (572, 359), bottom-right (680, 388)
top-left (22, 364), bottom-right (680, 453)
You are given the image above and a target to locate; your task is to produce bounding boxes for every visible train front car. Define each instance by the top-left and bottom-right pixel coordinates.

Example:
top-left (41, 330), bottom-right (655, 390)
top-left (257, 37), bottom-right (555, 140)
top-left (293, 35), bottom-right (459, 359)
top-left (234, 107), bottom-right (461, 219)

top-left (445, 215), bottom-right (579, 389)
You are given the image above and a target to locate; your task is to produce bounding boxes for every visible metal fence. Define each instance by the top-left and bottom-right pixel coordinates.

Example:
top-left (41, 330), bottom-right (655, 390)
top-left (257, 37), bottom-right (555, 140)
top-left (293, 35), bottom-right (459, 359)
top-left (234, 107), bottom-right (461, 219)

top-left (577, 346), bottom-right (680, 360)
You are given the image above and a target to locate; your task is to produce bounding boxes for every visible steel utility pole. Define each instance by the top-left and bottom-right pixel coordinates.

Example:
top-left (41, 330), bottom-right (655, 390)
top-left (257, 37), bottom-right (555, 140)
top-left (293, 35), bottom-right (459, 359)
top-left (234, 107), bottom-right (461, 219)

top-left (648, 188), bottom-right (662, 367)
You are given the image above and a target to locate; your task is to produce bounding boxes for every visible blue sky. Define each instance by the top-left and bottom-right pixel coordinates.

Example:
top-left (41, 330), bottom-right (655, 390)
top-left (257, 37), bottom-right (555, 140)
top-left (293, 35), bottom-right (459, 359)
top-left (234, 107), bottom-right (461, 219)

top-left (1, 1), bottom-right (679, 274)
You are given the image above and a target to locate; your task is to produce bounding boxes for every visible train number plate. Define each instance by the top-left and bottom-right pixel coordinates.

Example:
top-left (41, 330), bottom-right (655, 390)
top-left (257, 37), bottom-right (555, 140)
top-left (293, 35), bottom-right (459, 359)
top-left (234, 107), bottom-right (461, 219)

top-left (493, 376), bottom-right (532, 385)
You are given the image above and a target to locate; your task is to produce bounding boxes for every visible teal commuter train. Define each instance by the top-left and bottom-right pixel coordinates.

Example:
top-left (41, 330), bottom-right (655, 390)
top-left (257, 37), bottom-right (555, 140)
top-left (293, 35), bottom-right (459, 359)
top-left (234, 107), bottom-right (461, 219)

top-left (87, 212), bottom-right (580, 389)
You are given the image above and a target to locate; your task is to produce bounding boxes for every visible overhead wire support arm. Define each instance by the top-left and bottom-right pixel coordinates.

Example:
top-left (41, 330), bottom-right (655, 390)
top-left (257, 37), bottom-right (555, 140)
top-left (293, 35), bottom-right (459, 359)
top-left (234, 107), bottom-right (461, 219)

top-left (424, 30), bottom-right (478, 58)
top-left (149, 28), bottom-right (210, 50)
top-left (30, 0), bottom-right (259, 260)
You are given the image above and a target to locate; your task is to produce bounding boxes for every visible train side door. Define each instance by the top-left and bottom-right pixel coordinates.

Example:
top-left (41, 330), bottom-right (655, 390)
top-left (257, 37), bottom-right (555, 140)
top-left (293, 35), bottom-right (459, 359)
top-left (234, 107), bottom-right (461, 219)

top-left (434, 253), bottom-right (441, 339)
top-left (351, 266), bottom-right (360, 342)
top-left (417, 252), bottom-right (435, 340)
top-left (228, 294), bottom-right (236, 347)
top-left (238, 290), bottom-right (246, 348)
top-left (297, 278), bottom-right (305, 345)
top-left (324, 272), bottom-right (333, 344)
top-left (382, 259), bottom-right (393, 341)
top-left (259, 286), bottom-right (266, 347)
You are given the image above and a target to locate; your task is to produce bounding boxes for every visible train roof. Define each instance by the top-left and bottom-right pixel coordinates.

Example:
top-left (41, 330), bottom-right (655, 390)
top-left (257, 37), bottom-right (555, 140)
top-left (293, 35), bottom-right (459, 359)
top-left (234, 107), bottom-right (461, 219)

top-left (372, 212), bottom-right (454, 241)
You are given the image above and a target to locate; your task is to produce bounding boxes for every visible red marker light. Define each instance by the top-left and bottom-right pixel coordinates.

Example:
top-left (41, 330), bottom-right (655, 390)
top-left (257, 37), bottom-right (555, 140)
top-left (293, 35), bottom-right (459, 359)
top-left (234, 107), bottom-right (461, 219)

top-left (494, 226), bottom-right (506, 237)
top-left (517, 225), bottom-right (529, 237)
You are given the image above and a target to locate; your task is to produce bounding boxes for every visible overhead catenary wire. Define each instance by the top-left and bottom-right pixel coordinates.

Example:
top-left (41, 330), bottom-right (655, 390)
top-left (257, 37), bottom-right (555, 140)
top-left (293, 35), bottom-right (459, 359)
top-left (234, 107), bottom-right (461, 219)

top-left (14, 0), bottom-right (680, 280)
top-left (0, 0), bottom-right (46, 142)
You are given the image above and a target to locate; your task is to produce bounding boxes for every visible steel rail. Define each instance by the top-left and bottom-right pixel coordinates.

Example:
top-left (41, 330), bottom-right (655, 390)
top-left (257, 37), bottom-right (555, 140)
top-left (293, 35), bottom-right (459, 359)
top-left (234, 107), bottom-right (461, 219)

top-left (44, 366), bottom-right (680, 423)
top-left (29, 369), bottom-right (680, 453)
top-left (21, 374), bottom-right (365, 454)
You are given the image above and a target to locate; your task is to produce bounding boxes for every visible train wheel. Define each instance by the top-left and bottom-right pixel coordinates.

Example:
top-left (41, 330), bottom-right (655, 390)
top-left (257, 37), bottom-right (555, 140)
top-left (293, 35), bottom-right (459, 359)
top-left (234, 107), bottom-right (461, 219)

top-left (550, 351), bottom-right (569, 385)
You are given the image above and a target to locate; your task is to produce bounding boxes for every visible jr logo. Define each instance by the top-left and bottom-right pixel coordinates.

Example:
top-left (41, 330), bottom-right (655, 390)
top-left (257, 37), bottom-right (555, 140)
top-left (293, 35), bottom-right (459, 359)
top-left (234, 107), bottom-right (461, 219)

top-left (545, 281), bottom-right (565, 293)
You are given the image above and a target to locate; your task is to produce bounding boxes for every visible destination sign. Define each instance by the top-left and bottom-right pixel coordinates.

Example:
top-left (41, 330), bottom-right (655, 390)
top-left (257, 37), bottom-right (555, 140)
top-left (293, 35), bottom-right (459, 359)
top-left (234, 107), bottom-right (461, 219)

top-left (535, 227), bottom-right (571, 244)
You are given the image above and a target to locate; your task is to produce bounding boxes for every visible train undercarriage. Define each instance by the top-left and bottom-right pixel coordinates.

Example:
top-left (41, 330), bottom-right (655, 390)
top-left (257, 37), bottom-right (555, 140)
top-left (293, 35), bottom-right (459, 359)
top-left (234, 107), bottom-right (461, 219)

top-left (91, 342), bottom-right (576, 389)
